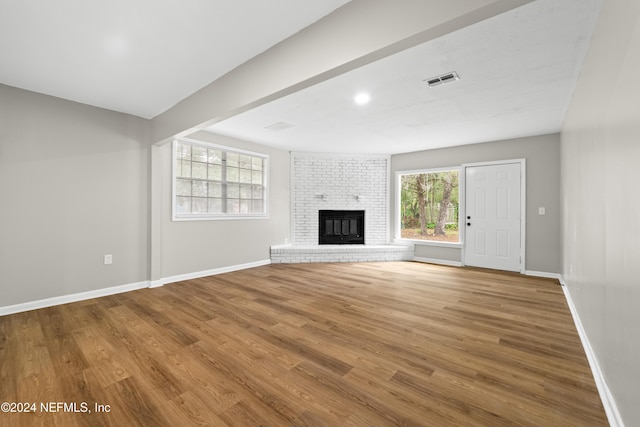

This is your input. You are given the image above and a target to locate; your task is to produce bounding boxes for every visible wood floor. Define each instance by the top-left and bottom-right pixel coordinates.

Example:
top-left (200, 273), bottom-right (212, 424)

top-left (0, 262), bottom-right (607, 426)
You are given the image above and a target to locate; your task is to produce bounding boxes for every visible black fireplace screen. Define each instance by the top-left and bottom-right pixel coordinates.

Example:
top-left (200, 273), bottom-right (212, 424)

top-left (318, 210), bottom-right (364, 245)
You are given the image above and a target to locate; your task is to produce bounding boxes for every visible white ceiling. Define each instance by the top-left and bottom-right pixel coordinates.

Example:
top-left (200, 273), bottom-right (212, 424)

top-left (0, 0), bottom-right (350, 119)
top-left (206, 0), bottom-right (603, 154)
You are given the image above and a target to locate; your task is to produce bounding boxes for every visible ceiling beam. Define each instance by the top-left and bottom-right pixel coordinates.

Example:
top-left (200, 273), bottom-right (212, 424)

top-left (151, 0), bottom-right (534, 144)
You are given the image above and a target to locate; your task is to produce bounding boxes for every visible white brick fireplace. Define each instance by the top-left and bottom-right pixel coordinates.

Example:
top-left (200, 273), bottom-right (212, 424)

top-left (270, 152), bottom-right (413, 263)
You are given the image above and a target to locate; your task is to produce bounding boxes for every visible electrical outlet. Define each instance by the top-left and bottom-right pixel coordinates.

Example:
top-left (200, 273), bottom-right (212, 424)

top-left (104, 254), bottom-right (113, 265)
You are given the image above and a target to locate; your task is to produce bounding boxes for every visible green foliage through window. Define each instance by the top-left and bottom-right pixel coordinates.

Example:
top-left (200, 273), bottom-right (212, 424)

top-left (399, 169), bottom-right (459, 242)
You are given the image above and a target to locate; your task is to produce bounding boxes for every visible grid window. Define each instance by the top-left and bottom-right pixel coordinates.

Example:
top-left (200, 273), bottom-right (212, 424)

top-left (173, 139), bottom-right (268, 220)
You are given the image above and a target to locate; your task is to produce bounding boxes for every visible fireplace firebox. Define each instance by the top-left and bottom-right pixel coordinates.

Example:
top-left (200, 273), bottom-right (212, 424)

top-left (319, 210), bottom-right (364, 245)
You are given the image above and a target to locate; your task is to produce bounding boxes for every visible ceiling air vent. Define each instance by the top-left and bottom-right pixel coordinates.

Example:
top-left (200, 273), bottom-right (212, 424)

top-left (264, 122), bottom-right (294, 132)
top-left (424, 71), bottom-right (460, 88)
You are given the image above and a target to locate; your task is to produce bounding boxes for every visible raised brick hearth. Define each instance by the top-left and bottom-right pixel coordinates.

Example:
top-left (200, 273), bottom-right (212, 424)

top-left (270, 244), bottom-right (413, 263)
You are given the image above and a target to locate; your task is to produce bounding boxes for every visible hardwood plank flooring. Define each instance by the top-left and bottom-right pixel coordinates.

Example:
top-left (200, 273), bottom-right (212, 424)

top-left (0, 262), bottom-right (607, 426)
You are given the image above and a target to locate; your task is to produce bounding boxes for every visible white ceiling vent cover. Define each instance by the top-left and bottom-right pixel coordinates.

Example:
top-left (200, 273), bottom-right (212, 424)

top-left (264, 122), bottom-right (295, 131)
top-left (425, 71), bottom-right (460, 88)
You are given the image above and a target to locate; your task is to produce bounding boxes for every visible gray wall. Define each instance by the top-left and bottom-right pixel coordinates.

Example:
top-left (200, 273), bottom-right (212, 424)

top-left (155, 131), bottom-right (290, 280)
top-left (561, 0), bottom-right (640, 424)
top-left (391, 133), bottom-right (561, 273)
top-left (0, 84), bottom-right (150, 307)
top-left (148, 1), bottom-right (535, 280)
top-left (0, 84), bottom-right (290, 306)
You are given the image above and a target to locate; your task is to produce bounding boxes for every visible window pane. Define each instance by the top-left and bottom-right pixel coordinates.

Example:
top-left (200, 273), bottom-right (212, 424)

top-left (252, 185), bottom-right (263, 199)
top-left (176, 196), bottom-right (191, 213)
top-left (252, 170), bottom-right (263, 185)
top-left (192, 181), bottom-right (207, 197)
top-left (208, 164), bottom-right (222, 181)
top-left (208, 149), bottom-right (222, 165)
top-left (176, 143), bottom-right (191, 160)
top-left (399, 170), bottom-right (459, 243)
top-left (227, 167), bottom-right (239, 183)
top-left (227, 199), bottom-right (239, 213)
top-left (252, 157), bottom-right (263, 171)
top-left (239, 169), bottom-right (252, 184)
top-left (177, 160), bottom-right (191, 178)
top-left (208, 198), bottom-right (223, 213)
top-left (192, 146), bottom-right (207, 162)
top-left (239, 200), bottom-right (250, 213)
top-left (251, 200), bottom-right (263, 213)
top-left (176, 179), bottom-right (191, 196)
top-left (193, 197), bottom-right (207, 213)
top-left (226, 152), bottom-right (239, 167)
top-left (240, 184), bottom-right (251, 199)
top-left (239, 154), bottom-right (252, 169)
top-left (227, 183), bottom-right (240, 199)
top-left (192, 162), bottom-right (207, 179)
top-left (209, 182), bottom-right (222, 198)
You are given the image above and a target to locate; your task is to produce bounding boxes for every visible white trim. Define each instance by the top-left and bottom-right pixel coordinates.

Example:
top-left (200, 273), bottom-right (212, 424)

top-left (459, 166), bottom-right (467, 251)
top-left (385, 155), bottom-right (392, 244)
top-left (560, 276), bottom-right (625, 427)
top-left (520, 160), bottom-right (527, 274)
top-left (396, 165), bottom-right (462, 175)
top-left (395, 170), bottom-right (401, 242)
top-left (0, 281), bottom-right (150, 316)
top-left (409, 240), bottom-right (463, 249)
top-left (178, 137), bottom-right (270, 158)
top-left (524, 270), bottom-right (562, 280)
top-left (413, 256), bottom-right (463, 267)
top-left (0, 260), bottom-right (272, 316)
top-left (289, 151), bottom-right (294, 245)
top-left (150, 259), bottom-right (271, 288)
top-left (172, 214), bottom-right (270, 221)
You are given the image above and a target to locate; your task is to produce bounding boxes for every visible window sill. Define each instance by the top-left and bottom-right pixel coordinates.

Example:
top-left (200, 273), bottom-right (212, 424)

top-left (394, 238), bottom-right (463, 249)
top-left (173, 214), bottom-right (268, 221)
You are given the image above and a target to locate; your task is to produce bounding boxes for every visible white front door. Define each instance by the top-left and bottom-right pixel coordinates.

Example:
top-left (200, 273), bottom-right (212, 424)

top-left (464, 162), bottom-right (522, 272)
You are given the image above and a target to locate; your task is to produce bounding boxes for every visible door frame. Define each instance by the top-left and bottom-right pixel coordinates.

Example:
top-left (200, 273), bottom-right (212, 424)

top-left (461, 159), bottom-right (526, 273)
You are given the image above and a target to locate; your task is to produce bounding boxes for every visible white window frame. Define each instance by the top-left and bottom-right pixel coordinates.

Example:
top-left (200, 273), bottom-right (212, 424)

top-left (395, 166), bottom-right (463, 247)
top-left (172, 138), bottom-right (268, 221)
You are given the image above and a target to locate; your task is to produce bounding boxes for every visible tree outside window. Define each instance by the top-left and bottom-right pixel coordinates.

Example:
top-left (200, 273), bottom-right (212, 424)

top-left (399, 169), bottom-right (459, 242)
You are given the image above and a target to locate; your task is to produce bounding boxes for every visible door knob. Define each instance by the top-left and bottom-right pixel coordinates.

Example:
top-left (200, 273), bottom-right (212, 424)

top-left (467, 222), bottom-right (471, 226)
top-left (467, 216), bottom-right (471, 219)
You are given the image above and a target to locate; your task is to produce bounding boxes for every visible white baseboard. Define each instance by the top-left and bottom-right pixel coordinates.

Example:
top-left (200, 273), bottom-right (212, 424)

top-left (413, 256), bottom-right (463, 267)
top-left (0, 281), bottom-right (150, 316)
top-left (0, 259), bottom-right (273, 317)
top-left (559, 275), bottom-right (624, 427)
top-left (149, 259), bottom-right (272, 288)
top-left (524, 270), bottom-right (563, 280)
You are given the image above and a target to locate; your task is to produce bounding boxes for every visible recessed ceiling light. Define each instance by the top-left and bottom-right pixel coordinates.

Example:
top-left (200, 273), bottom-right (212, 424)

top-left (354, 93), bottom-right (371, 105)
